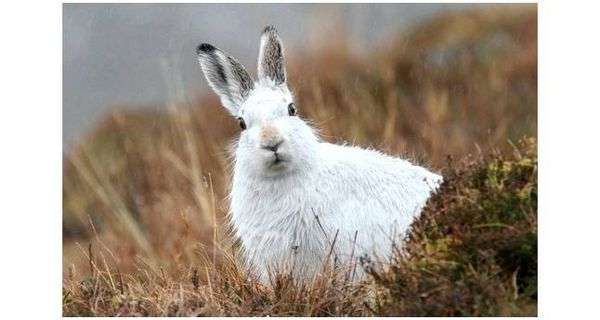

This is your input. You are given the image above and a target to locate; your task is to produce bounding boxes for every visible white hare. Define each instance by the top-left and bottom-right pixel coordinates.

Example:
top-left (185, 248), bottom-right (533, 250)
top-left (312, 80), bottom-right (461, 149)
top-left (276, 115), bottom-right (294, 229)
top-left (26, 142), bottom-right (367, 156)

top-left (196, 26), bottom-right (442, 283)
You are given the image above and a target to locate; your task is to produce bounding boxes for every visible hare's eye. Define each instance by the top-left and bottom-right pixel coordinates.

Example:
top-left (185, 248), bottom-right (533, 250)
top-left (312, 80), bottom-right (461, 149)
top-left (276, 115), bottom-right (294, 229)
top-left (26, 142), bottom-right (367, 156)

top-left (288, 103), bottom-right (297, 116)
top-left (237, 117), bottom-right (247, 130)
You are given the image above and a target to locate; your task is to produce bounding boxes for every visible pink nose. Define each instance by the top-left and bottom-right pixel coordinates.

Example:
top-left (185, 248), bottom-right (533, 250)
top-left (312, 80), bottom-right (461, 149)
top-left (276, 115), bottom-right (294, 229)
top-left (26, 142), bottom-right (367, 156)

top-left (260, 125), bottom-right (283, 151)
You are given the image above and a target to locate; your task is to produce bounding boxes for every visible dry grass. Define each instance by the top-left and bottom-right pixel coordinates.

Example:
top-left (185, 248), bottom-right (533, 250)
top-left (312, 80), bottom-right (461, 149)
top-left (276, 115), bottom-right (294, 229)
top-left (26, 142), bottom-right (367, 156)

top-left (63, 6), bottom-right (537, 316)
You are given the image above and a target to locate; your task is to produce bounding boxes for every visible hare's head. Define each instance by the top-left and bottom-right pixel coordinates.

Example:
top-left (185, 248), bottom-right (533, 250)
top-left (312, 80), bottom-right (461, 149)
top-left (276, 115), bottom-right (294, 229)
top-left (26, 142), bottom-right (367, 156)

top-left (197, 26), bottom-right (320, 178)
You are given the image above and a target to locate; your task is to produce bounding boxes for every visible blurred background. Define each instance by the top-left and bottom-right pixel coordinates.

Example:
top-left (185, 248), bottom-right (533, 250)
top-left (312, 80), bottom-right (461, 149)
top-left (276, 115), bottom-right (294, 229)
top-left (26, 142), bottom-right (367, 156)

top-left (64, 3), bottom-right (490, 148)
top-left (63, 3), bottom-right (537, 279)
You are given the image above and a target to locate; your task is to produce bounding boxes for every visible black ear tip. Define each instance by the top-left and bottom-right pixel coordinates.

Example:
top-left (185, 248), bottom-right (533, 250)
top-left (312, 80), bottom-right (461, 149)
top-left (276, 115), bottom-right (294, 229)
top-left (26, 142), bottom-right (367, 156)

top-left (197, 43), bottom-right (216, 54)
top-left (262, 25), bottom-right (277, 35)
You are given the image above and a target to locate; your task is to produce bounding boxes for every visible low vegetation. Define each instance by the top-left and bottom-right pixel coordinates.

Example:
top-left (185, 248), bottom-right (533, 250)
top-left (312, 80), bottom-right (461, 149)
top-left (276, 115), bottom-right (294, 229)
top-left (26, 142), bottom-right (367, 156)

top-left (371, 138), bottom-right (537, 316)
top-left (62, 139), bottom-right (537, 316)
top-left (63, 6), bottom-right (537, 316)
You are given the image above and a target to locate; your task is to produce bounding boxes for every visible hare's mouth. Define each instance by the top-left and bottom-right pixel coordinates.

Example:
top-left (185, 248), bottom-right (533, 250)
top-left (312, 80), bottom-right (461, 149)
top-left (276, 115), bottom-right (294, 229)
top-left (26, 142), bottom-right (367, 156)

top-left (274, 153), bottom-right (283, 163)
top-left (269, 153), bottom-right (287, 169)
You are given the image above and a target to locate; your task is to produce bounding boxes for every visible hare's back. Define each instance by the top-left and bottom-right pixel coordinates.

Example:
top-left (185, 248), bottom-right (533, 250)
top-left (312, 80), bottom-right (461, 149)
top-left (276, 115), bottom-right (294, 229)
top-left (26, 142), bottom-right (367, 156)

top-left (314, 143), bottom-right (441, 250)
top-left (318, 142), bottom-right (441, 194)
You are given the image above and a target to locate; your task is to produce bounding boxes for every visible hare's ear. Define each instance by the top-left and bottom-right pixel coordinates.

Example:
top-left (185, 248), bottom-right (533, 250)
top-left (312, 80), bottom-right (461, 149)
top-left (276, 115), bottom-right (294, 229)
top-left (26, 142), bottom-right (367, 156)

top-left (197, 43), bottom-right (254, 115)
top-left (257, 26), bottom-right (286, 86)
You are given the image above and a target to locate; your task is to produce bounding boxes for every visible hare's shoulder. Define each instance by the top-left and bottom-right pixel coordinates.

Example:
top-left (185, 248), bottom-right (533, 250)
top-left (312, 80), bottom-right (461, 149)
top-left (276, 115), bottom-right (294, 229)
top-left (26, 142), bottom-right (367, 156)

top-left (317, 142), bottom-right (442, 191)
top-left (319, 142), bottom-right (423, 173)
top-left (312, 143), bottom-right (440, 241)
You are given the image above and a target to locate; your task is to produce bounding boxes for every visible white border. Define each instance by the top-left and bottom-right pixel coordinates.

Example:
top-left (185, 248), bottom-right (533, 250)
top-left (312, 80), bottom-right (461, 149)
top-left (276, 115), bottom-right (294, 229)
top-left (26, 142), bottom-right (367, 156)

top-left (5, 0), bottom-right (600, 319)
top-left (540, 0), bottom-right (600, 319)
top-left (0, 0), bottom-right (62, 318)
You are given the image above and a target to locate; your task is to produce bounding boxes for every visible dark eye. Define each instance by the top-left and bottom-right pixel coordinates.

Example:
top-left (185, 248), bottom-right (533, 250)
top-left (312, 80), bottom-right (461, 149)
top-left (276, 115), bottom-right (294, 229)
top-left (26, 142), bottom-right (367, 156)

top-left (288, 103), bottom-right (297, 116)
top-left (237, 117), bottom-right (247, 130)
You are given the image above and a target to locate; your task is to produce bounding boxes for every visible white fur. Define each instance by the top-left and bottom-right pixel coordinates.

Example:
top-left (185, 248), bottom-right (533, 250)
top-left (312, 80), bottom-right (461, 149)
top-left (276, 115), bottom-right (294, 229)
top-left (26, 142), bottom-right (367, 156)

top-left (197, 27), bottom-right (442, 283)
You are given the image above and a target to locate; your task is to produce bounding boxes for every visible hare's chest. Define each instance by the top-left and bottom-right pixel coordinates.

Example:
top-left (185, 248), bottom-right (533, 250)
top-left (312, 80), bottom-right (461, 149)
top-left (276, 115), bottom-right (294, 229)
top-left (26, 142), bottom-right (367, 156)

top-left (233, 200), bottom-right (325, 252)
top-left (245, 212), bottom-right (328, 280)
top-left (230, 187), bottom-right (330, 276)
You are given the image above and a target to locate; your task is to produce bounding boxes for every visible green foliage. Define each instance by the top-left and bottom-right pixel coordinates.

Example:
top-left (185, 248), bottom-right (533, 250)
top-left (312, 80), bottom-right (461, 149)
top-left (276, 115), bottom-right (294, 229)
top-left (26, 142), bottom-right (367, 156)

top-left (371, 138), bottom-right (537, 316)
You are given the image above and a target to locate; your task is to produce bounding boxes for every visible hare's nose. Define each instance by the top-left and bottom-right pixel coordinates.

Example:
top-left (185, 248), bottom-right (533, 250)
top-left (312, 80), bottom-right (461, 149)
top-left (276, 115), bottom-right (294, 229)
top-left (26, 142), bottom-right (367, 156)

top-left (260, 125), bottom-right (283, 152)
top-left (262, 140), bottom-right (283, 152)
